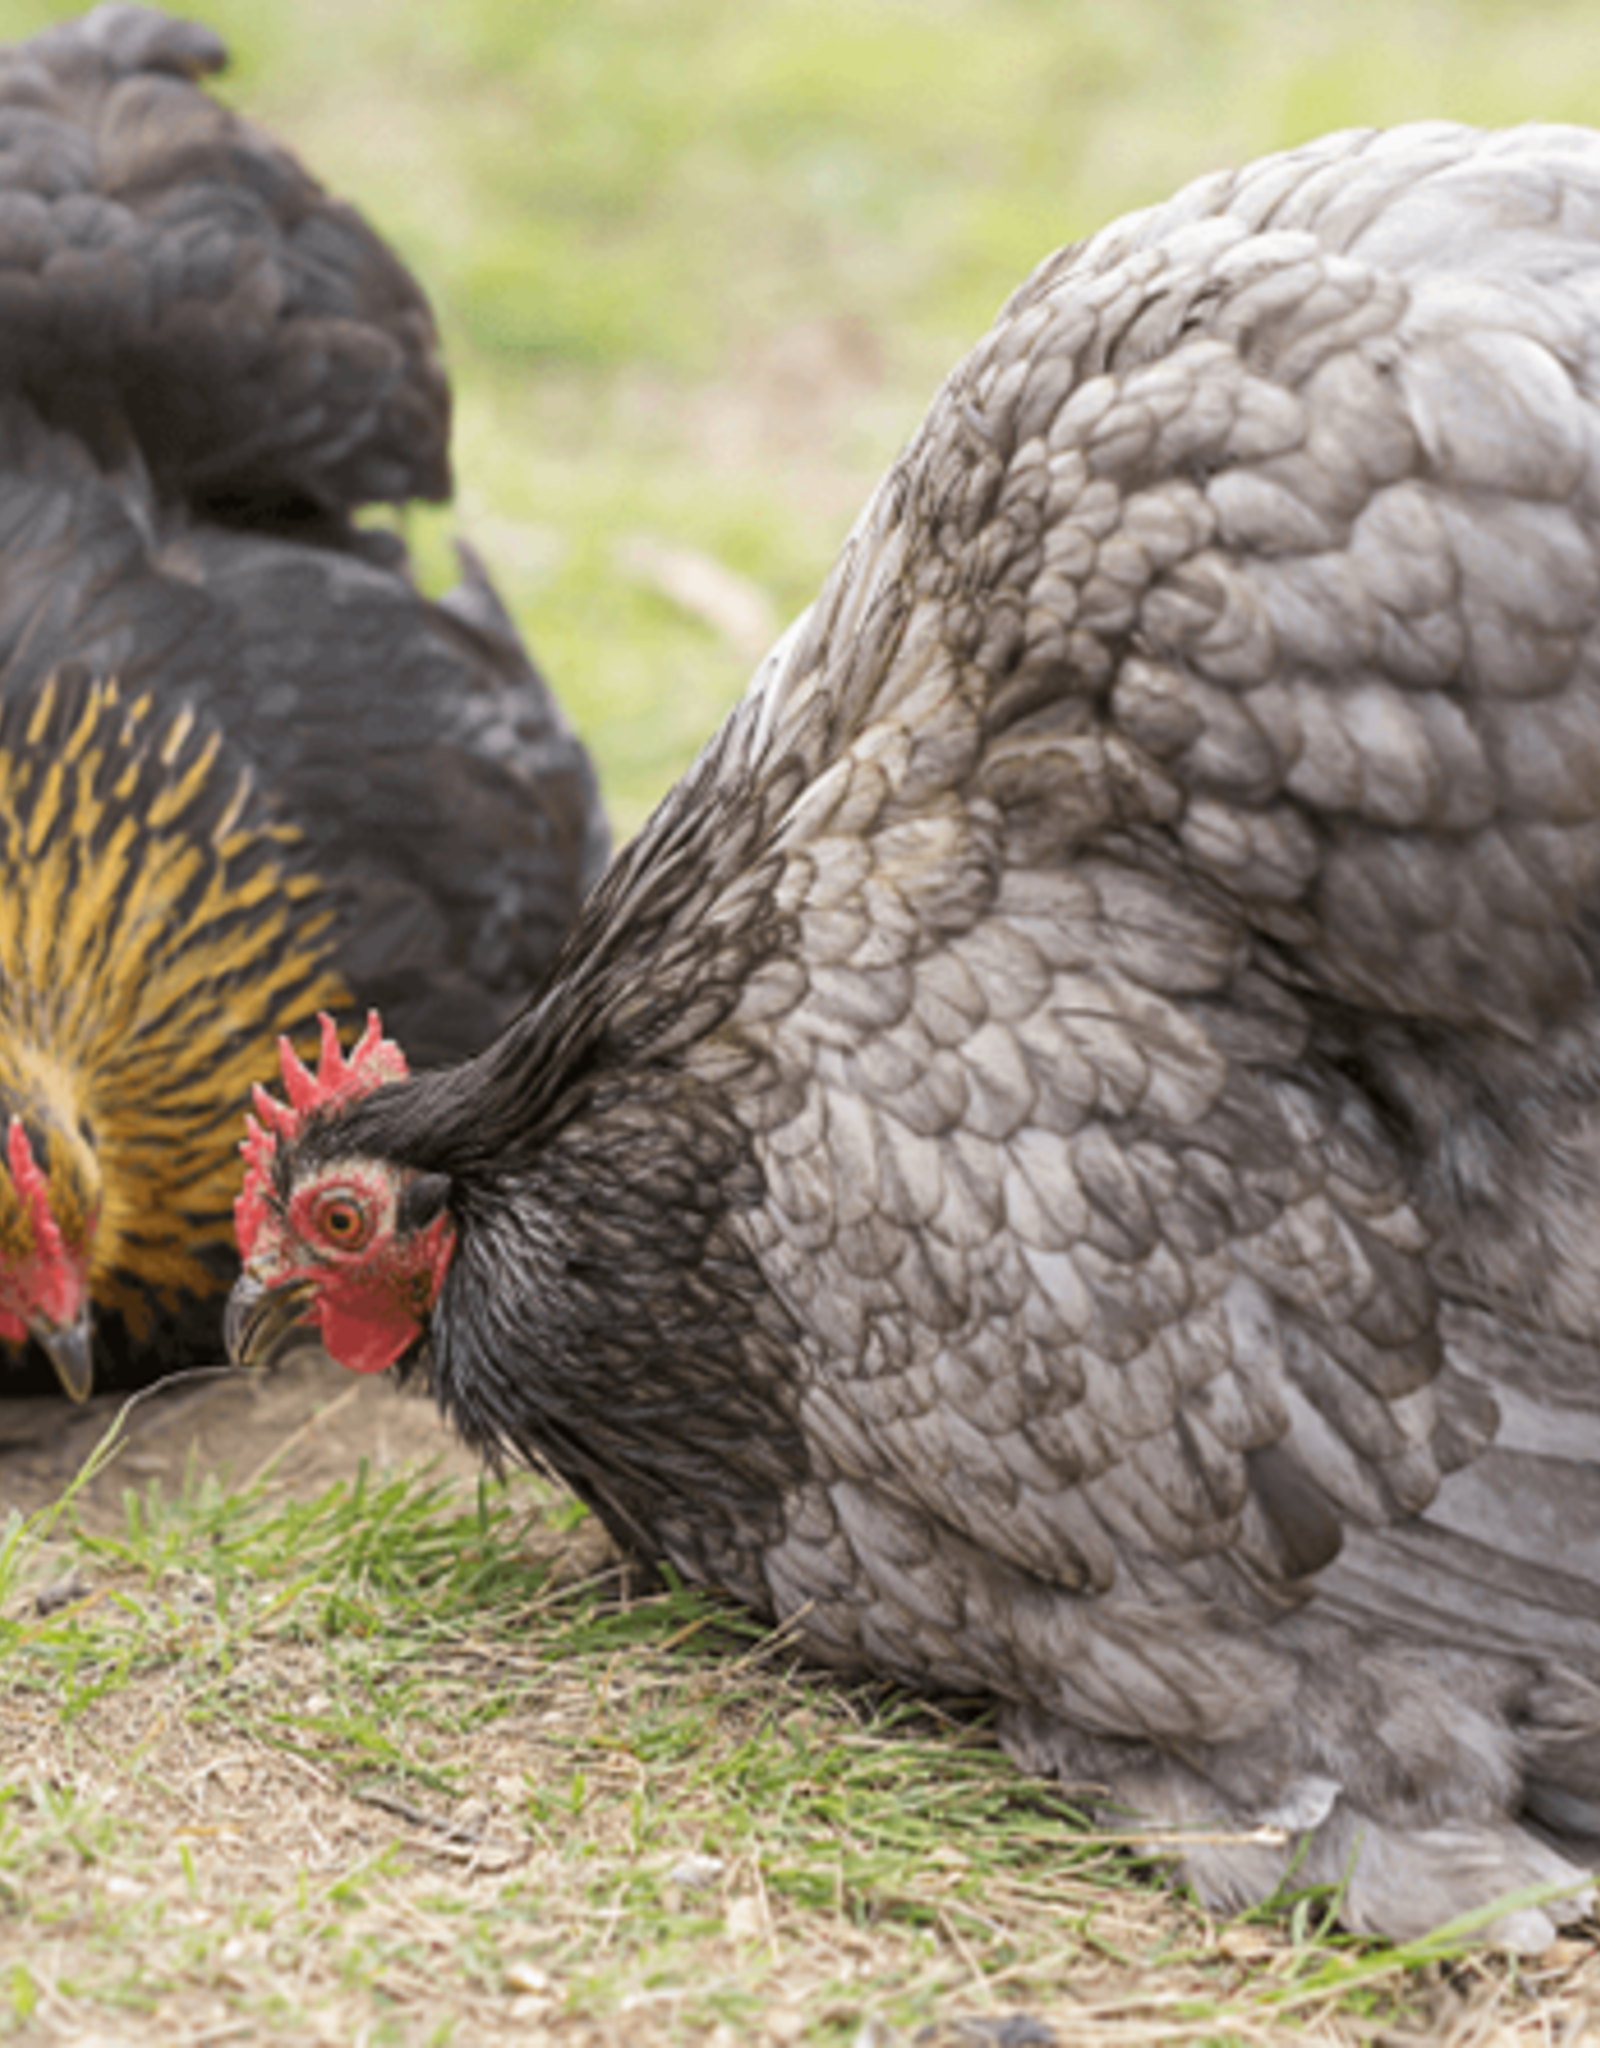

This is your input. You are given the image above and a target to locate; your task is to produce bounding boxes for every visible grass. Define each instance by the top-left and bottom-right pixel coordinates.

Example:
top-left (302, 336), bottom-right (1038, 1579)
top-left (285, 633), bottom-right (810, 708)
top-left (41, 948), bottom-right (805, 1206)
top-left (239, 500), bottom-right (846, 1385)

top-left (4, 0), bottom-right (1600, 2036)
top-left (5, 1435), bottom-right (1594, 2046)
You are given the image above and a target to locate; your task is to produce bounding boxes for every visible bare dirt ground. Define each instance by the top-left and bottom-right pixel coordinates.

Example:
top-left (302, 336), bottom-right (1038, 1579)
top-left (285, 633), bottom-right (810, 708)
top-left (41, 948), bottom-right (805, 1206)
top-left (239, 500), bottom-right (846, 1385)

top-left (0, 1359), bottom-right (480, 1534)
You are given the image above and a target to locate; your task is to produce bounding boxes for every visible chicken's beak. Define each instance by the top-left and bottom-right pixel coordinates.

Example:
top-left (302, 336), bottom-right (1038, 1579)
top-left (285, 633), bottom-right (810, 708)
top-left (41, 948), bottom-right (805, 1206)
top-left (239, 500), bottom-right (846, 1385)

top-left (34, 1310), bottom-right (94, 1405)
top-left (225, 1272), bottom-right (316, 1371)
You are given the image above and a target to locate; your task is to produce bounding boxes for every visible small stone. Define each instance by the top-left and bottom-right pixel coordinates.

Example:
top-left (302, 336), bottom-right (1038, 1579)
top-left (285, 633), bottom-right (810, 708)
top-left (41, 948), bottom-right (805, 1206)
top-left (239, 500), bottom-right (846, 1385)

top-left (33, 1572), bottom-right (91, 1617)
top-left (665, 1853), bottom-right (725, 1891)
top-left (504, 1960), bottom-right (552, 1996)
top-left (946, 2018), bottom-right (1058, 2048)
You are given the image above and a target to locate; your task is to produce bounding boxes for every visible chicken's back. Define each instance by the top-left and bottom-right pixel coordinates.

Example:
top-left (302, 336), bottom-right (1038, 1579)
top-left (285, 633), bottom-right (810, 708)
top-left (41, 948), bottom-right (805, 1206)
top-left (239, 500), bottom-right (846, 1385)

top-left (0, 3), bottom-right (447, 521)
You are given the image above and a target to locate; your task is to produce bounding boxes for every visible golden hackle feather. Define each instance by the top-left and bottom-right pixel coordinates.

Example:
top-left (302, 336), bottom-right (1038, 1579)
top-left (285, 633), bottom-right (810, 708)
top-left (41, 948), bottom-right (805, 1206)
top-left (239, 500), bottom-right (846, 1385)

top-left (0, 674), bottom-right (348, 1334)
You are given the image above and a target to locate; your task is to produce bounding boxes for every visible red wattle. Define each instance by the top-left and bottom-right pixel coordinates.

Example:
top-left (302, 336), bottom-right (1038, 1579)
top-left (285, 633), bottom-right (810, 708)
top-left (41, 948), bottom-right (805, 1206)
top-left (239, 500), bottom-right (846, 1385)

top-left (319, 1290), bottom-right (422, 1376)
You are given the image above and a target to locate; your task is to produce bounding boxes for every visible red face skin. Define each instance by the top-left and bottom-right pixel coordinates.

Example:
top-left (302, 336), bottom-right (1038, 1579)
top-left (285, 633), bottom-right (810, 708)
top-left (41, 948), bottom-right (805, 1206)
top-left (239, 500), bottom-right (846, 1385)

top-left (232, 1015), bottom-right (452, 1377)
top-left (239, 1156), bottom-right (455, 1375)
top-left (0, 1120), bottom-right (89, 1346)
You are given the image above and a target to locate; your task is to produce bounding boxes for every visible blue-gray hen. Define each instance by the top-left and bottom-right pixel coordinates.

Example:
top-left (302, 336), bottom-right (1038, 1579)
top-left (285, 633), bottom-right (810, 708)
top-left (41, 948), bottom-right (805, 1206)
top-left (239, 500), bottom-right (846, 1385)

top-left (231, 124), bottom-right (1600, 1948)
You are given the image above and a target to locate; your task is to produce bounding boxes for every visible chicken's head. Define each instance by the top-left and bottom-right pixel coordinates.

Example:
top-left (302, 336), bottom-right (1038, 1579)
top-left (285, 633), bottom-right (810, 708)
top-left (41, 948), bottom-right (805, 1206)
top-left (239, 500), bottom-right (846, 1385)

top-left (227, 1013), bottom-right (455, 1377)
top-left (0, 1111), bottom-right (96, 1400)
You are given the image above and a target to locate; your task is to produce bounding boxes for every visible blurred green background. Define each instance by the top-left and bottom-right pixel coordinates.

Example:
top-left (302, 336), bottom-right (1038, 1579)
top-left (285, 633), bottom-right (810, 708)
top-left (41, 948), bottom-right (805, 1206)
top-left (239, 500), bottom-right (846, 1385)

top-left (6, 0), bottom-right (1600, 835)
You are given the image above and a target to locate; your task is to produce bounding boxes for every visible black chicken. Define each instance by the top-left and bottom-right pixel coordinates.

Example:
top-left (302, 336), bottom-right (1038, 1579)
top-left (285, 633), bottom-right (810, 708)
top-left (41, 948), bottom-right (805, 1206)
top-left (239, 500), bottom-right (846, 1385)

top-left (231, 123), bottom-right (1600, 1947)
top-left (0, 7), bottom-right (606, 1401)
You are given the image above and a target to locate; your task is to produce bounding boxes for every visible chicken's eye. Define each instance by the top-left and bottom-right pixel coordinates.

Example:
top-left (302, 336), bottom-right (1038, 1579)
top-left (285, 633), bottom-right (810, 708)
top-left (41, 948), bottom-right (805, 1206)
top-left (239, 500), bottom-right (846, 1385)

top-left (314, 1192), bottom-right (372, 1250)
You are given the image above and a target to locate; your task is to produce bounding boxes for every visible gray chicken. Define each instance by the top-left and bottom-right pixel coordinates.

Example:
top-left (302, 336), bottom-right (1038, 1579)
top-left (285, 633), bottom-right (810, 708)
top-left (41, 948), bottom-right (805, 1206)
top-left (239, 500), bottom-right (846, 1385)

top-left (231, 123), bottom-right (1600, 1948)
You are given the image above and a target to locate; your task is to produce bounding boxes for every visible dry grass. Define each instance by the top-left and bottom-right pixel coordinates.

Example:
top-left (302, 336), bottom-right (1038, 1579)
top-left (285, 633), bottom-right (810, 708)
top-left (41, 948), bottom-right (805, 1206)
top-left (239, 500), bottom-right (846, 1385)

top-left (1, 1379), bottom-right (1598, 2045)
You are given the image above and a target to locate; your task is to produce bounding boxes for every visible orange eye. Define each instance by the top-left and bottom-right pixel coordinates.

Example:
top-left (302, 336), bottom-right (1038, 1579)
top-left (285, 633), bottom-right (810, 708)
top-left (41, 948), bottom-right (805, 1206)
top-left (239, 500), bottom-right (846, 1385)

top-left (314, 1194), bottom-right (371, 1249)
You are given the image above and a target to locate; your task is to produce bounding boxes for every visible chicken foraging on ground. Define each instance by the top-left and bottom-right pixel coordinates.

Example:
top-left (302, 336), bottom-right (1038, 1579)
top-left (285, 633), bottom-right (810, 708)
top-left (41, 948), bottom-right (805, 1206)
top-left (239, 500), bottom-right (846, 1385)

top-left (232, 122), bottom-right (1600, 1946)
top-left (0, 7), bottom-right (607, 1401)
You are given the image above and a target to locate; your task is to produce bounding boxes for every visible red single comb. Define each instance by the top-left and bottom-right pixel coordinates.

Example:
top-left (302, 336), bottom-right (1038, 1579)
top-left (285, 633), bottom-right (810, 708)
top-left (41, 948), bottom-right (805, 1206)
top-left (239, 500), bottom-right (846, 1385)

top-left (235, 1012), bottom-right (408, 1258)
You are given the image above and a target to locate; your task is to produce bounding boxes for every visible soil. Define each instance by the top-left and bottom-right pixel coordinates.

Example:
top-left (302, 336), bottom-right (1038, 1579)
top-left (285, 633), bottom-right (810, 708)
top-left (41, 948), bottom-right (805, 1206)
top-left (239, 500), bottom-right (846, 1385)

top-left (0, 1355), bottom-right (481, 1530)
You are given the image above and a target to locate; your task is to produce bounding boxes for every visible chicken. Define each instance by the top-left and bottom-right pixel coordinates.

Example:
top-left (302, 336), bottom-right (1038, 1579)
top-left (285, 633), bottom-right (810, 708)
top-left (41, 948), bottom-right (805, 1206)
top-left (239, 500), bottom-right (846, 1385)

top-left (229, 122), bottom-right (1600, 1947)
top-left (0, 7), bottom-right (607, 1401)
